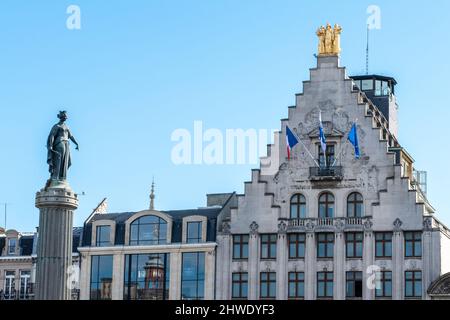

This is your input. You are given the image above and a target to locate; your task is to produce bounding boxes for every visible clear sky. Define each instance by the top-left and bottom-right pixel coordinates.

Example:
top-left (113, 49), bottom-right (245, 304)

top-left (0, 0), bottom-right (449, 231)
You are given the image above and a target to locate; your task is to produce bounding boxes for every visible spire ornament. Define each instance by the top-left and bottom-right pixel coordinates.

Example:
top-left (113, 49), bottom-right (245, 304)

top-left (150, 178), bottom-right (155, 210)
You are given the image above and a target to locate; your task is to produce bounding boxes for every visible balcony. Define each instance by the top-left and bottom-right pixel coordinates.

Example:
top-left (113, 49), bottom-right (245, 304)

top-left (309, 166), bottom-right (343, 181)
top-left (287, 217), bottom-right (370, 233)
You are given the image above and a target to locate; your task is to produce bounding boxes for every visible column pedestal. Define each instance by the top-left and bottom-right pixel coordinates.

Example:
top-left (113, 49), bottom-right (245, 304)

top-left (35, 185), bottom-right (78, 300)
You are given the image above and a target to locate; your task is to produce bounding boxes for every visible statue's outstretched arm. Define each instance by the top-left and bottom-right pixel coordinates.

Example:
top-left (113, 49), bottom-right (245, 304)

top-left (69, 135), bottom-right (79, 151)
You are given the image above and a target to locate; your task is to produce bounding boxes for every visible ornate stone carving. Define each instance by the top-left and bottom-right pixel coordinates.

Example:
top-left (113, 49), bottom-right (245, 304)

top-left (393, 218), bottom-right (403, 231)
top-left (423, 217), bottom-right (432, 231)
top-left (334, 219), bottom-right (345, 232)
top-left (222, 221), bottom-right (231, 234)
top-left (305, 220), bottom-right (315, 232)
top-left (249, 221), bottom-right (259, 235)
top-left (363, 218), bottom-right (373, 231)
top-left (278, 220), bottom-right (288, 233)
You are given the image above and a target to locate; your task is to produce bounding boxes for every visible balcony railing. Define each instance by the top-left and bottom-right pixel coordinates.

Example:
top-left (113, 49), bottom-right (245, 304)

top-left (309, 166), bottom-right (343, 181)
top-left (288, 217), bottom-right (369, 232)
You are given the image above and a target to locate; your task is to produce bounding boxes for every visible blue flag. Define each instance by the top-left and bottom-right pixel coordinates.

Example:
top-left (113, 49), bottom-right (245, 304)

top-left (348, 123), bottom-right (360, 159)
top-left (286, 125), bottom-right (299, 160)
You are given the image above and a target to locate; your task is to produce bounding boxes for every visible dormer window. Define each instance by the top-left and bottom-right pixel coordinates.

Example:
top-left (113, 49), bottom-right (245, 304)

top-left (187, 222), bottom-right (202, 244)
top-left (96, 225), bottom-right (111, 247)
top-left (130, 215), bottom-right (168, 245)
top-left (8, 238), bottom-right (17, 255)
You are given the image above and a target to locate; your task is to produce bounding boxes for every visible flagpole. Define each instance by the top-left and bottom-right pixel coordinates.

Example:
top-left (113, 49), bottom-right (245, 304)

top-left (291, 129), bottom-right (320, 168)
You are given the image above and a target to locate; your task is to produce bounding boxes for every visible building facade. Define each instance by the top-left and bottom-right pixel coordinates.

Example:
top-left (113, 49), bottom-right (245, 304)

top-left (0, 227), bottom-right (83, 300)
top-left (73, 25), bottom-right (450, 300)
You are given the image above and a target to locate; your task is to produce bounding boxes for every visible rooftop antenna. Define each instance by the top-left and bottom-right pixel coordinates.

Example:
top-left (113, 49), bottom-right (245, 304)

top-left (0, 202), bottom-right (10, 230)
top-left (366, 24), bottom-right (370, 75)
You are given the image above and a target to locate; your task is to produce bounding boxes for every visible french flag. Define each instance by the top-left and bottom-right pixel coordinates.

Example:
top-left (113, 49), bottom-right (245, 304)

top-left (286, 125), bottom-right (299, 160)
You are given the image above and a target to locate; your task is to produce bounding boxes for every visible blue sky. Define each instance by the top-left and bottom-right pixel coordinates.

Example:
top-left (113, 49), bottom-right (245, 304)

top-left (0, 0), bottom-right (449, 231)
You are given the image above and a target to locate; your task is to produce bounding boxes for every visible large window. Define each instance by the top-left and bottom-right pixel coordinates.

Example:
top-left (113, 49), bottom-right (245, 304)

top-left (375, 271), bottom-right (392, 298)
top-left (187, 222), bottom-right (202, 244)
top-left (290, 194), bottom-right (307, 219)
top-left (405, 232), bottom-right (422, 258)
top-left (375, 232), bottom-right (392, 258)
top-left (405, 271), bottom-right (422, 298)
top-left (19, 270), bottom-right (32, 300)
top-left (8, 238), bottom-right (17, 255)
top-left (181, 252), bottom-right (205, 300)
top-left (96, 225), bottom-right (111, 247)
top-left (346, 232), bottom-right (363, 258)
top-left (124, 253), bottom-right (170, 300)
top-left (319, 145), bottom-right (335, 168)
top-left (90, 255), bottom-right (113, 300)
top-left (260, 234), bottom-right (277, 260)
top-left (260, 272), bottom-right (276, 299)
top-left (347, 193), bottom-right (364, 218)
top-left (317, 233), bottom-right (334, 258)
top-left (288, 234), bottom-right (305, 259)
top-left (288, 272), bottom-right (305, 299)
top-left (317, 272), bottom-right (333, 299)
top-left (346, 271), bottom-right (363, 299)
top-left (318, 193), bottom-right (334, 218)
top-left (232, 273), bottom-right (248, 299)
top-left (233, 235), bottom-right (249, 260)
top-left (4, 271), bottom-right (15, 300)
top-left (130, 215), bottom-right (168, 245)
top-left (375, 80), bottom-right (391, 96)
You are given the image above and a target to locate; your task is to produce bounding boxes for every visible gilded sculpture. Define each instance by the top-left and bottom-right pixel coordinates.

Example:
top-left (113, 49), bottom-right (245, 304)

top-left (316, 23), bottom-right (342, 56)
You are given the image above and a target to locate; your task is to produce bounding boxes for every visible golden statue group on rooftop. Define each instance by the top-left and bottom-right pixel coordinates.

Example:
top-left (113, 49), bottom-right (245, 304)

top-left (316, 23), bottom-right (342, 56)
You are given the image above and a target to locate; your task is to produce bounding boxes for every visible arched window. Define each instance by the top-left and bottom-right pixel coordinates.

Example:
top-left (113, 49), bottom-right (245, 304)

top-left (318, 193), bottom-right (334, 218)
top-left (290, 194), bottom-right (307, 219)
top-left (347, 193), bottom-right (364, 218)
top-left (130, 215), bottom-right (167, 245)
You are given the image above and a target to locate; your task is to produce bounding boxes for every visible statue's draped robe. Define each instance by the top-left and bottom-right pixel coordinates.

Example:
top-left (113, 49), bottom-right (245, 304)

top-left (47, 123), bottom-right (72, 180)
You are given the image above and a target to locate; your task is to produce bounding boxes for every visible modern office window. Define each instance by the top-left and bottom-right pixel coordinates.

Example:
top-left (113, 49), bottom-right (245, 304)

top-left (288, 272), bottom-right (305, 299)
top-left (19, 270), bottom-right (32, 300)
top-left (375, 232), bottom-right (392, 258)
top-left (260, 234), bottom-right (277, 260)
top-left (347, 193), bottom-right (364, 218)
top-left (318, 193), bottom-right (334, 218)
top-left (361, 79), bottom-right (374, 91)
top-left (317, 272), bottom-right (333, 299)
top-left (96, 225), bottom-right (111, 247)
top-left (181, 252), bottom-right (205, 300)
top-left (290, 194), bottom-right (307, 219)
top-left (129, 215), bottom-right (167, 245)
top-left (288, 233), bottom-right (305, 259)
top-left (375, 271), bottom-right (392, 298)
top-left (260, 272), bottom-right (276, 299)
top-left (8, 238), bottom-right (17, 255)
top-left (405, 232), bottom-right (422, 258)
top-left (319, 145), bottom-right (335, 168)
top-left (90, 255), bottom-right (113, 300)
top-left (124, 253), bottom-right (170, 300)
top-left (346, 271), bottom-right (363, 299)
top-left (4, 271), bottom-right (15, 300)
top-left (233, 235), bottom-right (249, 260)
top-left (317, 233), bottom-right (334, 258)
top-left (405, 271), bottom-right (422, 298)
top-left (346, 232), bottom-right (363, 258)
top-left (187, 221), bottom-right (202, 243)
top-left (232, 272), bottom-right (248, 299)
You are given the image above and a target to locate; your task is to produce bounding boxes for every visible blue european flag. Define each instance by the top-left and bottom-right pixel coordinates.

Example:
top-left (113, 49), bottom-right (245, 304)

top-left (286, 125), bottom-right (299, 160)
top-left (348, 123), bottom-right (360, 159)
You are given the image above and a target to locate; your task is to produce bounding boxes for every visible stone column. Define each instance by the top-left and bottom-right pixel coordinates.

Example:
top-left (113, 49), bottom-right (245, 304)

top-left (169, 251), bottom-right (181, 300)
top-left (276, 228), bottom-right (288, 300)
top-left (111, 253), bottom-right (124, 300)
top-left (205, 250), bottom-right (216, 300)
top-left (392, 227), bottom-right (403, 300)
top-left (334, 230), bottom-right (345, 300)
top-left (305, 230), bottom-right (316, 300)
top-left (79, 252), bottom-right (90, 300)
top-left (363, 230), bottom-right (374, 300)
top-left (35, 186), bottom-right (78, 300)
top-left (248, 222), bottom-right (259, 300)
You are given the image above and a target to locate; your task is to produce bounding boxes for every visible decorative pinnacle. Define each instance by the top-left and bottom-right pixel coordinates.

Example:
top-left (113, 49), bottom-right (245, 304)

top-left (150, 178), bottom-right (155, 210)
